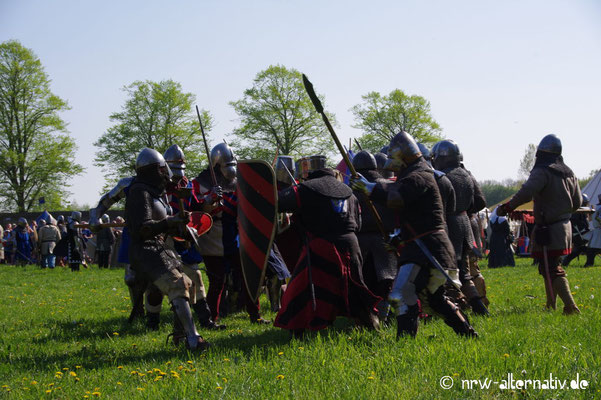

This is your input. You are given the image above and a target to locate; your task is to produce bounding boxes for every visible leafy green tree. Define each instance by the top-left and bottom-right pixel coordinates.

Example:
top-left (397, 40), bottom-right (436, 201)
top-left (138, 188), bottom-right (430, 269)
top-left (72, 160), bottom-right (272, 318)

top-left (479, 179), bottom-right (520, 207)
top-left (351, 89), bottom-right (442, 152)
top-left (230, 65), bottom-right (336, 162)
top-left (94, 80), bottom-right (213, 184)
top-left (579, 168), bottom-right (599, 190)
top-left (0, 40), bottom-right (82, 212)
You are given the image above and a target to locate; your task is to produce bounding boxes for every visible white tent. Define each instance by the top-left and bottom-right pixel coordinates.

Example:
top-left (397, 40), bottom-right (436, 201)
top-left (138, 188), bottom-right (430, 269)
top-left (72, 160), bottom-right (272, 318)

top-left (583, 170), bottom-right (601, 205)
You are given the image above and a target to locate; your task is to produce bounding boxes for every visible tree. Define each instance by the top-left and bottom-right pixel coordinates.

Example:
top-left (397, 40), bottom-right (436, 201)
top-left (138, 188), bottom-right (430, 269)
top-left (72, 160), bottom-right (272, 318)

top-left (229, 65), bottom-right (337, 162)
top-left (350, 89), bottom-right (442, 153)
top-left (94, 80), bottom-right (213, 185)
top-left (579, 168), bottom-right (599, 189)
top-left (0, 40), bottom-right (82, 212)
top-left (479, 179), bottom-right (520, 208)
top-left (518, 143), bottom-right (537, 180)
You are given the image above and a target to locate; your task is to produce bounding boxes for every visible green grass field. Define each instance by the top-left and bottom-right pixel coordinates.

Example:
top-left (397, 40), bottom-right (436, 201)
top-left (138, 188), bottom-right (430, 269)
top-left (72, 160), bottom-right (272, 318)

top-left (0, 258), bottom-right (600, 399)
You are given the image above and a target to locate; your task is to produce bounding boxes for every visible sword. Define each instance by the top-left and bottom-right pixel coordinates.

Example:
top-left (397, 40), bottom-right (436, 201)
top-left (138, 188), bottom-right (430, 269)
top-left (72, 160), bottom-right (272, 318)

top-left (302, 74), bottom-right (387, 239)
top-left (279, 159), bottom-right (298, 187)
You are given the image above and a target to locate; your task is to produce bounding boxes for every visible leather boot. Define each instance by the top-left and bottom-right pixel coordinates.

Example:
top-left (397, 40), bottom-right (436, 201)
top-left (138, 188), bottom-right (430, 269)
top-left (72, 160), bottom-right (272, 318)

top-left (146, 312), bottom-right (160, 331)
top-left (552, 277), bottom-right (580, 315)
top-left (469, 297), bottom-right (490, 316)
top-left (193, 298), bottom-right (226, 330)
top-left (396, 304), bottom-right (419, 339)
top-left (472, 275), bottom-right (489, 307)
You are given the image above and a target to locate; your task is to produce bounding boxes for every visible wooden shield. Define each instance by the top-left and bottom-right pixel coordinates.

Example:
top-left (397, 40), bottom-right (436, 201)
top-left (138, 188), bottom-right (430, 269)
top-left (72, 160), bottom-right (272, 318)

top-left (237, 160), bottom-right (278, 302)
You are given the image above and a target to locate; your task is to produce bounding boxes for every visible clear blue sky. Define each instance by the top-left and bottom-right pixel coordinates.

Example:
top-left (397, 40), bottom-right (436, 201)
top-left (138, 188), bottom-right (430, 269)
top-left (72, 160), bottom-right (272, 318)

top-left (2, 0), bottom-right (600, 207)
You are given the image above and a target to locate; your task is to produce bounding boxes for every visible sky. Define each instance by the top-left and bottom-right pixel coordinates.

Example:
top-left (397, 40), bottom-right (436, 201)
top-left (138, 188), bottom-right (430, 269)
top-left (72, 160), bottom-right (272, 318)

top-left (1, 0), bottom-right (600, 207)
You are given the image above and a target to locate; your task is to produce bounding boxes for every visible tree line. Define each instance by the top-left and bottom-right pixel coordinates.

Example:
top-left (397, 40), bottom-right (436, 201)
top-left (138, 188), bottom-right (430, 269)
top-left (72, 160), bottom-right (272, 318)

top-left (1, 40), bottom-right (596, 212)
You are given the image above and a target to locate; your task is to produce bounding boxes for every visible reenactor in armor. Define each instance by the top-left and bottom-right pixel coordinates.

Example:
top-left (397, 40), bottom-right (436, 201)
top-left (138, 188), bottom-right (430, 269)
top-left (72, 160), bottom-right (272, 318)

top-left (163, 144), bottom-right (225, 330)
top-left (432, 140), bottom-right (489, 315)
top-left (275, 167), bottom-right (380, 335)
top-left (351, 150), bottom-right (398, 321)
top-left (65, 212), bottom-right (85, 271)
top-left (125, 147), bottom-right (209, 351)
top-left (190, 143), bottom-right (268, 324)
top-left (352, 132), bottom-right (478, 338)
top-left (498, 134), bottom-right (581, 314)
top-left (89, 164), bottom-right (163, 327)
top-left (95, 214), bottom-right (115, 268)
top-left (38, 214), bottom-right (61, 269)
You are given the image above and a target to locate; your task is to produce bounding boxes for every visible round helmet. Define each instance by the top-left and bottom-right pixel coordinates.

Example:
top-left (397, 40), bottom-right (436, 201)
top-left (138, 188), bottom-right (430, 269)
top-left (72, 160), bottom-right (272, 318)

top-left (296, 155), bottom-right (327, 180)
top-left (432, 140), bottom-right (461, 170)
top-left (210, 143), bottom-right (237, 182)
top-left (135, 147), bottom-right (172, 185)
top-left (380, 145), bottom-right (389, 155)
top-left (384, 131), bottom-right (422, 172)
top-left (101, 214), bottom-right (110, 224)
top-left (352, 150), bottom-right (377, 171)
top-left (45, 214), bottom-right (55, 225)
top-left (163, 144), bottom-right (186, 178)
top-left (374, 152), bottom-right (393, 179)
top-left (18, 217), bottom-right (27, 227)
top-left (39, 219), bottom-right (47, 227)
top-left (71, 211), bottom-right (82, 222)
top-left (57, 215), bottom-right (65, 223)
top-left (582, 193), bottom-right (589, 207)
top-left (136, 148), bottom-right (167, 170)
top-left (537, 134), bottom-right (562, 155)
top-left (275, 156), bottom-right (295, 186)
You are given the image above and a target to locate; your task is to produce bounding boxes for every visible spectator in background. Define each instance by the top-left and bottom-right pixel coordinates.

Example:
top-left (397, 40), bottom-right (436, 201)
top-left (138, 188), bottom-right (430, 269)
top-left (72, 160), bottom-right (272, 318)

top-left (4, 224), bottom-right (15, 264)
top-left (13, 218), bottom-right (33, 265)
top-left (0, 223), bottom-right (4, 263)
top-left (96, 214), bottom-right (115, 268)
top-left (38, 215), bottom-right (62, 269)
top-left (585, 195), bottom-right (601, 267)
top-left (487, 209), bottom-right (515, 268)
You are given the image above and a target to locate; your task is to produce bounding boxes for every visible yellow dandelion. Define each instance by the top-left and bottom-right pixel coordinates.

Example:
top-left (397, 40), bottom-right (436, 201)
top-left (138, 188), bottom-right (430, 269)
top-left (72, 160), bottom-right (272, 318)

top-left (177, 365), bottom-right (183, 371)
top-left (216, 386), bottom-right (223, 390)
top-left (453, 373), bottom-right (459, 377)
top-left (130, 371), bottom-right (138, 375)
top-left (113, 332), bottom-right (119, 336)
top-left (117, 366), bottom-right (123, 370)
top-left (76, 366), bottom-right (82, 369)
top-left (138, 373), bottom-right (146, 377)
top-left (502, 353), bottom-right (510, 359)
top-left (92, 392), bottom-right (101, 397)
top-left (84, 396), bottom-right (89, 399)
top-left (298, 346), bottom-right (304, 350)
top-left (45, 389), bottom-right (52, 394)
top-left (47, 383), bottom-right (54, 387)
top-left (70, 371), bottom-right (77, 377)
top-left (154, 376), bottom-right (163, 382)
top-left (31, 381), bottom-right (37, 385)
top-left (187, 360), bottom-right (194, 364)
top-left (278, 351), bottom-right (284, 356)
top-left (62, 367), bottom-right (69, 371)
top-left (367, 376), bottom-right (375, 380)
top-left (222, 378), bottom-right (228, 383)
top-left (117, 382), bottom-right (122, 386)
top-left (223, 358), bottom-right (230, 362)
top-left (131, 344), bottom-right (137, 347)
top-left (137, 387), bottom-right (144, 391)
top-left (276, 375), bottom-right (285, 380)
top-left (75, 377), bottom-right (80, 382)
top-left (165, 361), bottom-right (172, 365)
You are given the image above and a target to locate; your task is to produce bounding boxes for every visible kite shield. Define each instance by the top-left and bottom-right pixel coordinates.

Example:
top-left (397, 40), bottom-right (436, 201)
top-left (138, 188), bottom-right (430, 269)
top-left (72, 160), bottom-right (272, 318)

top-left (237, 160), bottom-right (278, 302)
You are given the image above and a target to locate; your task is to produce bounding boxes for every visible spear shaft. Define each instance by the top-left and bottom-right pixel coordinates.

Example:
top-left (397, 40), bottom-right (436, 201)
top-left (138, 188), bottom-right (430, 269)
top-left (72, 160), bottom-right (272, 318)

top-left (195, 105), bottom-right (218, 186)
top-left (301, 74), bottom-right (387, 238)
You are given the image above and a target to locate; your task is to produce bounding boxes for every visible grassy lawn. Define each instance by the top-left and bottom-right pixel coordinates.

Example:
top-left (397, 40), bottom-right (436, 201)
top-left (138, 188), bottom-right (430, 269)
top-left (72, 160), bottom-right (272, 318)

top-left (0, 257), bottom-right (599, 399)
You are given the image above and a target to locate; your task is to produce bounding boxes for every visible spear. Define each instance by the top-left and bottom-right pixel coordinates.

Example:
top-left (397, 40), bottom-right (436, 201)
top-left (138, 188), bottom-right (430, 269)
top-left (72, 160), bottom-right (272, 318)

top-left (354, 138), bottom-right (363, 151)
top-left (302, 74), bottom-right (387, 238)
top-left (195, 105), bottom-right (217, 186)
